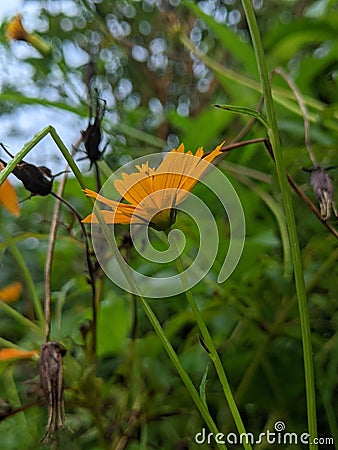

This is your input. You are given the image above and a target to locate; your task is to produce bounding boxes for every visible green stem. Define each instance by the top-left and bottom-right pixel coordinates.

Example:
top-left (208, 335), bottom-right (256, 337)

top-left (173, 244), bottom-right (251, 450)
top-left (0, 337), bottom-right (28, 350)
top-left (93, 212), bottom-right (226, 448)
top-left (7, 238), bottom-right (45, 325)
top-left (137, 294), bottom-right (227, 449)
top-left (0, 126), bottom-right (87, 191)
top-left (240, 1), bottom-right (317, 447)
top-left (0, 300), bottom-right (43, 338)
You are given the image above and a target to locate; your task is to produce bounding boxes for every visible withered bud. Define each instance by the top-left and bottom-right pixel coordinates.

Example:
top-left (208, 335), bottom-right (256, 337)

top-left (13, 162), bottom-right (54, 196)
top-left (0, 144), bottom-right (59, 197)
top-left (39, 341), bottom-right (67, 443)
top-left (84, 60), bottom-right (96, 90)
top-left (303, 166), bottom-right (337, 221)
top-left (81, 92), bottom-right (106, 167)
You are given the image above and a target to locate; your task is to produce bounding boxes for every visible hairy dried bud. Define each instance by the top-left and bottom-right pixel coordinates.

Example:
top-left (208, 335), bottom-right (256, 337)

top-left (39, 342), bottom-right (67, 443)
top-left (304, 166), bottom-right (337, 220)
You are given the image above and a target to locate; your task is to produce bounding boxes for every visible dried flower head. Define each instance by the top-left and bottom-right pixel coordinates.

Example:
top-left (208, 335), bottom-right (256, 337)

top-left (304, 166), bottom-right (337, 221)
top-left (39, 341), bottom-right (67, 443)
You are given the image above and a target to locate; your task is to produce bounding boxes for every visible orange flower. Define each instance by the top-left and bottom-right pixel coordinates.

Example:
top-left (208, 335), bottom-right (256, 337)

top-left (0, 282), bottom-right (22, 303)
top-left (0, 348), bottom-right (38, 361)
top-left (6, 14), bottom-right (52, 56)
top-left (83, 143), bottom-right (223, 231)
top-left (0, 162), bottom-right (20, 217)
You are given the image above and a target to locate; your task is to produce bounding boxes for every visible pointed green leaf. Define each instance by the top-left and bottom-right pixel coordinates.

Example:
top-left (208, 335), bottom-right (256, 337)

top-left (199, 363), bottom-right (210, 407)
top-left (214, 104), bottom-right (269, 128)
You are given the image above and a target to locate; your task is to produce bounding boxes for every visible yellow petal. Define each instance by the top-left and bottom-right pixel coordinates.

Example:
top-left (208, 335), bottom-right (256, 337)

top-left (114, 172), bottom-right (160, 209)
top-left (83, 204), bottom-right (137, 224)
top-left (0, 282), bottom-right (22, 303)
top-left (178, 143), bottom-right (224, 194)
top-left (202, 142), bottom-right (224, 164)
top-left (155, 147), bottom-right (206, 206)
top-left (83, 188), bottom-right (122, 209)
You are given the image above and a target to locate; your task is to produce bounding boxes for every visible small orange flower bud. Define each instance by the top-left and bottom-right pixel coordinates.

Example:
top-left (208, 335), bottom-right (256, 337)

top-left (6, 14), bottom-right (29, 41)
top-left (6, 14), bottom-right (52, 56)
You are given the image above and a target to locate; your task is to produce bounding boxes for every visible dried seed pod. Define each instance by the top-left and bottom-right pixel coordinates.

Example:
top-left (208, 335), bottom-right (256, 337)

top-left (13, 162), bottom-right (53, 196)
top-left (81, 92), bottom-right (106, 167)
top-left (0, 144), bottom-right (56, 197)
top-left (303, 166), bottom-right (337, 220)
top-left (39, 341), bottom-right (67, 443)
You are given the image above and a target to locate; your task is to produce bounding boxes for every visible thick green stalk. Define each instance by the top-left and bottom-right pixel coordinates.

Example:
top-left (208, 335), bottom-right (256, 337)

top-left (240, 1), bottom-right (317, 447)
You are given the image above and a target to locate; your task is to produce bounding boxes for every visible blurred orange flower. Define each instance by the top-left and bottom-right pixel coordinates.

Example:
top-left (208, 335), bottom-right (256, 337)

top-left (0, 282), bottom-right (23, 303)
top-left (0, 162), bottom-right (20, 217)
top-left (0, 348), bottom-right (38, 361)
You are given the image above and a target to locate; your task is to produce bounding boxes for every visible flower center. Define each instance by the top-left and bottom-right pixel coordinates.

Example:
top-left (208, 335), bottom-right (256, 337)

top-left (150, 208), bottom-right (177, 232)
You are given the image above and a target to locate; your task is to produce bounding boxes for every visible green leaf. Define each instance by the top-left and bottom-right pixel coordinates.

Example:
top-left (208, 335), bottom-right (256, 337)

top-left (214, 104), bottom-right (269, 128)
top-left (265, 18), bottom-right (337, 63)
top-left (199, 364), bottom-right (210, 407)
top-left (97, 293), bottom-right (131, 357)
top-left (182, 0), bottom-right (256, 73)
top-left (167, 106), bottom-right (233, 149)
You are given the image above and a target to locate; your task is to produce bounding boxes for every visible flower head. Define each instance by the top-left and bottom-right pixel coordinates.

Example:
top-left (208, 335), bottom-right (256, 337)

top-left (83, 143), bottom-right (223, 231)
